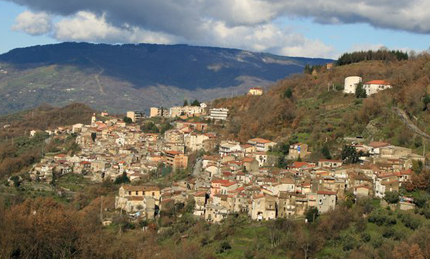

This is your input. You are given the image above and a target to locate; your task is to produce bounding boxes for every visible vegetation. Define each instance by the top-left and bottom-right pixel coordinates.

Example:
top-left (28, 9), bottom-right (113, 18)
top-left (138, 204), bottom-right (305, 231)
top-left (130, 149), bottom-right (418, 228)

top-left (337, 49), bottom-right (409, 66)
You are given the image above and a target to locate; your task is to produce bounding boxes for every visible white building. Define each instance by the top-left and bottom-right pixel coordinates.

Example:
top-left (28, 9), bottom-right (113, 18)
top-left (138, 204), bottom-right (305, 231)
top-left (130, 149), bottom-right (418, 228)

top-left (363, 80), bottom-right (392, 96)
top-left (343, 76), bottom-right (362, 94)
top-left (209, 108), bottom-right (229, 121)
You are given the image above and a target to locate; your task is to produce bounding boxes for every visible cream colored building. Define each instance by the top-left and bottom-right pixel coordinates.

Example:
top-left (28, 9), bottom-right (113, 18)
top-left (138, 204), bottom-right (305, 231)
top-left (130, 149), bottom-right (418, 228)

top-left (248, 87), bottom-right (263, 96)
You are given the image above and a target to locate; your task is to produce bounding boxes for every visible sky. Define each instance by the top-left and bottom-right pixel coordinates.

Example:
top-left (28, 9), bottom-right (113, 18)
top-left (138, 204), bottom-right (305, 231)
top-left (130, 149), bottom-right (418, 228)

top-left (0, 0), bottom-right (430, 59)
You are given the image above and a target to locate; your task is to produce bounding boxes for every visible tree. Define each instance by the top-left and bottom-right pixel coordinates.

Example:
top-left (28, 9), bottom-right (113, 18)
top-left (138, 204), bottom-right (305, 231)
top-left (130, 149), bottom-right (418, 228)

top-left (191, 99), bottom-right (200, 106)
top-left (123, 116), bottom-right (133, 124)
top-left (114, 172), bottom-right (130, 184)
top-left (283, 88), bottom-right (293, 99)
top-left (355, 83), bottom-right (367, 98)
top-left (183, 100), bottom-right (189, 106)
top-left (384, 191), bottom-right (399, 204)
top-left (321, 145), bottom-right (332, 159)
top-left (305, 207), bottom-right (319, 223)
top-left (423, 94), bottom-right (430, 111)
top-left (341, 145), bottom-right (360, 164)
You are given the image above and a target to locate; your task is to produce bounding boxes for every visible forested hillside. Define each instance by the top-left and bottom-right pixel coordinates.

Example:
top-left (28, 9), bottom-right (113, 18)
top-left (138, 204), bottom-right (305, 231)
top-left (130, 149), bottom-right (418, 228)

top-left (214, 52), bottom-right (430, 158)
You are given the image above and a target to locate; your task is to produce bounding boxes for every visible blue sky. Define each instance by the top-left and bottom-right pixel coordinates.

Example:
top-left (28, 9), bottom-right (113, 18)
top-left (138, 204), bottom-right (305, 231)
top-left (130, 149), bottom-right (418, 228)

top-left (1, 0), bottom-right (430, 58)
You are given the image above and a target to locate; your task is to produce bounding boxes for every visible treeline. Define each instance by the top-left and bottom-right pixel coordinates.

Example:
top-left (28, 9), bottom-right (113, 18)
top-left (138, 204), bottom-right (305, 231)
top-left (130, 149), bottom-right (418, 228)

top-left (337, 49), bottom-right (409, 66)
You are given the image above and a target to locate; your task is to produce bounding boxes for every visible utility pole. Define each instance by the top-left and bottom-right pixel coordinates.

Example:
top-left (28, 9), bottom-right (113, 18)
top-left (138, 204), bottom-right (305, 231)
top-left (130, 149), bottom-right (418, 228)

top-left (100, 196), bottom-right (103, 223)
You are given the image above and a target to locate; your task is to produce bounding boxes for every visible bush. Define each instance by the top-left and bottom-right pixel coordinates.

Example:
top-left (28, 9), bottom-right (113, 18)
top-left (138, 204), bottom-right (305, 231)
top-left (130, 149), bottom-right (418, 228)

top-left (384, 191), bottom-right (399, 204)
top-left (218, 241), bottom-right (232, 253)
top-left (361, 232), bottom-right (371, 243)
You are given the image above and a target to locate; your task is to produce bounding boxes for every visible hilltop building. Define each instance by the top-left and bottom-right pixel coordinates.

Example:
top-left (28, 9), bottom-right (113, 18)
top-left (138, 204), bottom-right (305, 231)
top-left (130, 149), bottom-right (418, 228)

top-left (248, 87), bottom-right (263, 96)
top-left (363, 80), bottom-right (392, 96)
top-left (343, 76), bottom-right (362, 94)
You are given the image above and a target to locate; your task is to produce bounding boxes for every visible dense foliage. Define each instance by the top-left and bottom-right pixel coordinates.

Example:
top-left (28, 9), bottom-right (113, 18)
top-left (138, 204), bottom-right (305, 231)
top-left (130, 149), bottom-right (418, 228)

top-left (337, 49), bottom-right (409, 66)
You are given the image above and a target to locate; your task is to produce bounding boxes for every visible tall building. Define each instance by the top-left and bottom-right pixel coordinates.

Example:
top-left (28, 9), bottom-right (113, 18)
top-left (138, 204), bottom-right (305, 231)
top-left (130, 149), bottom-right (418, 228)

top-left (149, 107), bottom-right (168, 118)
top-left (209, 108), bottom-right (229, 121)
top-left (126, 111), bottom-right (145, 122)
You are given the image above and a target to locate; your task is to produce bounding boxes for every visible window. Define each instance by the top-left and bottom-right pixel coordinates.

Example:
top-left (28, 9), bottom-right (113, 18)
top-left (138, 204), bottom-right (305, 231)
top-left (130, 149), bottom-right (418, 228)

top-left (136, 191), bottom-right (138, 195)
top-left (152, 192), bottom-right (155, 196)
top-left (128, 191), bottom-right (131, 195)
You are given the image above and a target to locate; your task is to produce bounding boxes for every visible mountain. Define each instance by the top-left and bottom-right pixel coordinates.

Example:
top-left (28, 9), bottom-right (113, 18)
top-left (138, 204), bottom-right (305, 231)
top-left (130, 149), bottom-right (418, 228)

top-left (0, 42), bottom-right (332, 115)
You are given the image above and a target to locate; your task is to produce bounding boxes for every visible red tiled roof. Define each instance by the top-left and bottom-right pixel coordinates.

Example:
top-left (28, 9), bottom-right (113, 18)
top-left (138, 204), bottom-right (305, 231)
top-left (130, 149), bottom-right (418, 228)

top-left (365, 80), bottom-right (389, 85)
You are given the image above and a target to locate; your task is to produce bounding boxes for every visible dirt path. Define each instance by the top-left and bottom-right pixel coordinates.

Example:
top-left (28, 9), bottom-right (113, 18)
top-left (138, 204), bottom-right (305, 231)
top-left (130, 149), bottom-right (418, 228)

top-left (84, 56), bottom-right (106, 94)
top-left (393, 107), bottom-right (430, 140)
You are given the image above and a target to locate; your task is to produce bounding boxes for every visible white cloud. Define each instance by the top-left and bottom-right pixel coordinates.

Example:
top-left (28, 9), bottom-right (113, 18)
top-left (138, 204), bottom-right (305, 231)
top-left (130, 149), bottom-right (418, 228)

top-left (54, 11), bottom-right (178, 44)
top-left (12, 10), bottom-right (52, 35)
top-left (13, 0), bottom-right (430, 58)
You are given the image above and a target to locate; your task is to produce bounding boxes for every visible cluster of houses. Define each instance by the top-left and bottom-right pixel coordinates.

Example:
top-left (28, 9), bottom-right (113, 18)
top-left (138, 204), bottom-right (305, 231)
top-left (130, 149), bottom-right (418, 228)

top-left (28, 113), bottom-right (219, 183)
top-left (114, 137), bottom-right (424, 223)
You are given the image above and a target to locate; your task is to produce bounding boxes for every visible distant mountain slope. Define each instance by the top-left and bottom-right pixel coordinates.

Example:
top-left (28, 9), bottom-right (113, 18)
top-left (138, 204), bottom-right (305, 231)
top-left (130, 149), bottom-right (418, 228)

top-left (0, 42), bottom-right (332, 114)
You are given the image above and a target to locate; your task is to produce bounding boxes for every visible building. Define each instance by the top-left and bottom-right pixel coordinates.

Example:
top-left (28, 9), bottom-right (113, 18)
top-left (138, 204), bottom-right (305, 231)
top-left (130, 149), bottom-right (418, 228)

top-left (287, 143), bottom-right (308, 160)
top-left (247, 138), bottom-right (277, 152)
top-left (169, 105), bottom-right (205, 118)
top-left (149, 107), bottom-right (168, 118)
top-left (248, 87), bottom-right (263, 96)
top-left (115, 185), bottom-right (161, 214)
top-left (343, 76), bottom-right (362, 94)
top-left (126, 111), bottom-right (145, 122)
top-left (209, 108), bottom-right (229, 121)
top-left (317, 190), bottom-right (336, 213)
top-left (363, 80), bottom-right (392, 96)
top-left (164, 151), bottom-right (188, 170)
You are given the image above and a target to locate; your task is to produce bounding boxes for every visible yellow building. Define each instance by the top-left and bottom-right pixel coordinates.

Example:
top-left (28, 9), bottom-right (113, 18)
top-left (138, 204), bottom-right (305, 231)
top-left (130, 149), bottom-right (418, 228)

top-left (248, 87), bottom-right (263, 96)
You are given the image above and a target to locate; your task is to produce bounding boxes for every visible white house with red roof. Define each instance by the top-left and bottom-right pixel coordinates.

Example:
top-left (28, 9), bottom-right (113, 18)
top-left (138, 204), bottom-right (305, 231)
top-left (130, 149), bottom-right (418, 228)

top-left (247, 138), bottom-right (277, 152)
top-left (363, 80), bottom-right (392, 96)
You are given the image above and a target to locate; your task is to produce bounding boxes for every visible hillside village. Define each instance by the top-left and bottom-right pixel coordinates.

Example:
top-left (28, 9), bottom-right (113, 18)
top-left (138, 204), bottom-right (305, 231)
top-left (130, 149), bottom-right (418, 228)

top-left (24, 78), bottom-right (426, 224)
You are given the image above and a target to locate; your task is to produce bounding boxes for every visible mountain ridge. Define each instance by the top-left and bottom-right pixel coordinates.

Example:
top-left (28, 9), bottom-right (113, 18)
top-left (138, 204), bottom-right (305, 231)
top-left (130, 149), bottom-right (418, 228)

top-left (0, 42), bottom-right (333, 114)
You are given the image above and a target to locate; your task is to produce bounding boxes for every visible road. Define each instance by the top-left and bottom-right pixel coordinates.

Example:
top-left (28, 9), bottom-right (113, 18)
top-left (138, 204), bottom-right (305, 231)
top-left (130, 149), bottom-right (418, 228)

top-left (393, 107), bottom-right (430, 141)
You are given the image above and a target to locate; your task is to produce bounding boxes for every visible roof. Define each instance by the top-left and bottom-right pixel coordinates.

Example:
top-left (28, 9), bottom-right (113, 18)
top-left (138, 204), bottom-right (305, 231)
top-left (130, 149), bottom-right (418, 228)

top-left (317, 190), bottom-right (336, 195)
top-left (368, 141), bottom-right (390, 148)
top-left (122, 185), bottom-right (160, 192)
top-left (248, 138), bottom-right (274, 144)
top-left (365, 80), bottom-right (390, 85)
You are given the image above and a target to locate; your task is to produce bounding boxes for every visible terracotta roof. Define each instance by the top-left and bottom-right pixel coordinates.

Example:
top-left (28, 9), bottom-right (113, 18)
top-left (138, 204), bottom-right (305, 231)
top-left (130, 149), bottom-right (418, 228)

top-left (248, 138), bottom-right (274, 144)
top-left (365, 80), bottom-right (390, 85)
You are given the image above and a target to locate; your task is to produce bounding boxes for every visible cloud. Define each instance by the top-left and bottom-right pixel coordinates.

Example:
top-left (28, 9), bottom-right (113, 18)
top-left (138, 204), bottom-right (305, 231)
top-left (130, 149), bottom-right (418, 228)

top-left (12, 10), bottom-right (52, 35)
top-left (54, 11), bottom-right (178, 44)
top-left (10, 0), bottom-right (430, 57)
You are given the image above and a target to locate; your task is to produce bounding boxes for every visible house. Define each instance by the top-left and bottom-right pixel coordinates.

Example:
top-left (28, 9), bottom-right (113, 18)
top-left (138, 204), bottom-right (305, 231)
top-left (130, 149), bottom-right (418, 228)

top-left (219, 141), bottom-right (241, 156)
top-left (363, 80), bottom-right (392, 96)
top-left (115, 185), bottom-right (160, 213)
top-left (318, 159), bottom-right (343, 168)
top-left (287, 143), bottom-right (308, 160)
top-left (163, 151), bottom-right (188, 171)
top-left (194, 191), bottom-right (208, 217)
top-left (205, 203), bottom-right (229, 223)
top-left (354, 186), bottom-right (370, 197)
top-left (278, 192), bottom-right (308, 218)
top-left (250, 194), bottom-right (277, 221)
top-left (247, 138), bottom-right (276, 152)
top-left (248, 87), bottom-right (263, 96)
top-left (374, 173), bottom-right (399, 198)
top-left (317, 190), bottom-right (337, 213)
